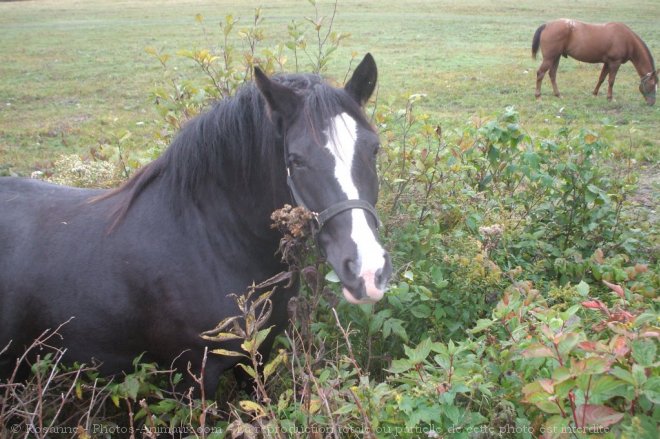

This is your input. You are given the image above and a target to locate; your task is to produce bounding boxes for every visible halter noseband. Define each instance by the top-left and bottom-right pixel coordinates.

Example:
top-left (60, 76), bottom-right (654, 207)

top-left (286, 170), bottom-right (381, 234)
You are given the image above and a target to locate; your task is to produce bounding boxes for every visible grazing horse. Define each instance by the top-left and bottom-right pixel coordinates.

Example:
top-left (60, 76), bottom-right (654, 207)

top-left (0, 54), bottom-right (392, 396)
top-left (532, 19), bottom-right (658, 105)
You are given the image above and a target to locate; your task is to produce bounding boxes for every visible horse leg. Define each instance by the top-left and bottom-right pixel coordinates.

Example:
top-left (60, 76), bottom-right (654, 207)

top-left (536, 57), bottom-right (555, 99)
top-left (548, 57), bottom-right (561, 97)
top-left (606, 63), bottom-right (621, 101)
top-left (593, 64), bottom-right (609, 96)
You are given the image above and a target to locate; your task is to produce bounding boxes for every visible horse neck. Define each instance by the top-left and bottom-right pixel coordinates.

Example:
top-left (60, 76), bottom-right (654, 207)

top-left (630, 35), bottom-right (655, 78)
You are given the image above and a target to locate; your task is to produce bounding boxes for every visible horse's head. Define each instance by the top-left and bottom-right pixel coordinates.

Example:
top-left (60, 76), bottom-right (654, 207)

top-left (255, 54), bottom-right (392, 304)
top-left (639, 70), bottom-right (658, 105)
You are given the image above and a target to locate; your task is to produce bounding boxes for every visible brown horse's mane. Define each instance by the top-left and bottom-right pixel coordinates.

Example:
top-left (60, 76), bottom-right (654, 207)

top-left (635, 36), bottom-right (656, 73)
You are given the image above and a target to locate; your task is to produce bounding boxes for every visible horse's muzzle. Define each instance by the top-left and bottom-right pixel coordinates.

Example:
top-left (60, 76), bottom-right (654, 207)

top-left (341, 253), bottom-right (392, 304)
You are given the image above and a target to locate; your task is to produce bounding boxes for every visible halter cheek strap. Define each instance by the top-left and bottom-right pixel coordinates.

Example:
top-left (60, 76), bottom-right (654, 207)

top-left (640, 72), bottom-right (657, 98)
top-left (286, 170), bottom-right (381, 233)
top-left (281, 125), bottom-right (381, 234)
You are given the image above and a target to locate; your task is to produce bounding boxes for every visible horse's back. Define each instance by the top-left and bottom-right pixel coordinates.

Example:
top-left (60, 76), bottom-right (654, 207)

top-left (1, 177), bottom-right (101, 275)
top-left (541, 19), bottom-right (637, 63)
top-left (1, 177), bottom-right (104, 271)
top-left (0, 178), bottom-right (109, 354)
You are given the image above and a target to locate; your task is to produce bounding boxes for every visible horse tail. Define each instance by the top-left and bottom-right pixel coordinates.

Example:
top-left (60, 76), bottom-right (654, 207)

top-left (532, 24), bottom-right (546, 59)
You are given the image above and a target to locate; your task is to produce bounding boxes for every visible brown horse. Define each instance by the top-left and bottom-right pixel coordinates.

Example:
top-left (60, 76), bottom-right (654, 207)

top-left (532, 19), bottom-right (658, 105)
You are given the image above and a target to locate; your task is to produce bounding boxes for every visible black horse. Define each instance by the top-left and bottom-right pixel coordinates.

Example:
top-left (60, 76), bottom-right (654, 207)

top-left (0, 54), bottom-right (391, 396)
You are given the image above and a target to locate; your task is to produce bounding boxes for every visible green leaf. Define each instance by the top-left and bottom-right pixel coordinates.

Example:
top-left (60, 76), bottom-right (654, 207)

top-left (388, 358), bottom-right (415, 374)
top-left (325, 270), bottom-right (340, 282)
top-left (542, 416), bottom-right (571, 439)
top-left (523, 381), bottom-right (565, 414)
top-left (263, 350), bottom-right (287, 381)
top-left (571, 356), bottom-right (612, 375)
top-left (383, 318), bottom-right (408, 342)
top-left (468, 318), bottom-right (495, 334)
top-left (410, 303), bottom-right (432, 318)
top-left (368, 309), bottom-right (392, 335)
top-left (560, 304), bottom-right (581, 321)
top-left (557, 332), bottom-right (581, 356)
top-left (200, 332), bottom-right (243, 342)
top-left (430, 266), bottom-right (447, 288)
top-left (254, 326), bottom-right (272, 350)
top-left (444, 404), bottom-right (461, 425)
top-left (333, 404), bottom-right (357, 415)
top-left (404, 338), bottom-right (433, 363)
top-left (632, 364), bottom-right (648, 387)
top-left (239, 400), bottom-right (265, 415)
top-left (122, 375), bottom-right (140, 401)
top-left (210, 348), bottom-right (247, 358)
top-left (610, 366), bottom-right (634, 385)
top-left (236, 363), bottom-right (256, 379)
top-left (552, 366), bottom-right (574, 385)
top-left (587, 375), bottom-right (628, 401)
top-left (642, 377), bottom-right (660, 404)
top-left (631, 338), bottom-right (657, 367)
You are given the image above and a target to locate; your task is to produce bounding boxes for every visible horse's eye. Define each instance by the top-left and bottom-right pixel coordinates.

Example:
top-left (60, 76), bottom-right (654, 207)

top-left (288, 155), bottom-right (304, 169)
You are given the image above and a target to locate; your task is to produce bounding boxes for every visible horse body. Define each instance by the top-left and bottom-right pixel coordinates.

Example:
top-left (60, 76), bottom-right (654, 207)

top-left (532, 19), bottom-right (658, 105)
top-left (0, 175), bottom-right (291, 390)
top-left (0, 54), bottom-right (391, 396)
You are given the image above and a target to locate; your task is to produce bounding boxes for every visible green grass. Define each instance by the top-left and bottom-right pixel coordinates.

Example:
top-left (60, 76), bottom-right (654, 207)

top-left (1, 0), bottom-right (658, 175)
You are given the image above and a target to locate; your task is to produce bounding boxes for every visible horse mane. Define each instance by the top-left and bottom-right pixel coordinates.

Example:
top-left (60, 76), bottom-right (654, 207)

top-left (636, 36), bottom-right (656, 73)
top-left (96, 72), bottom-right (368, 227)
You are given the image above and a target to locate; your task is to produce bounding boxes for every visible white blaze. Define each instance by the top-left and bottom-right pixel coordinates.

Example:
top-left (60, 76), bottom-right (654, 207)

top-left (324, 113), bottom-right (386, 302)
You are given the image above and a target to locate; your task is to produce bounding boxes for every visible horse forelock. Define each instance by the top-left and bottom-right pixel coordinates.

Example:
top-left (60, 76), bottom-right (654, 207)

top-left (300, 80), bottom-right (373, 154)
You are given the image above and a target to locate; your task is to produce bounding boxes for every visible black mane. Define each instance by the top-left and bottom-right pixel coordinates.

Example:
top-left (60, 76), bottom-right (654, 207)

top-left (101, 72), bottom-right (367, 224)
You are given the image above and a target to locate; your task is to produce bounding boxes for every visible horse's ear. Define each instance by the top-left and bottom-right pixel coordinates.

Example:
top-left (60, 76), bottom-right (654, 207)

top-left (344, 53), bottom-right (378, 106)
top-left (254, 67), bottom-right (301, 133)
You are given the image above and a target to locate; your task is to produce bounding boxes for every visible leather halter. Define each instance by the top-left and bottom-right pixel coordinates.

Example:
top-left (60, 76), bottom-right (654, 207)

top-left (640, 71), bottom-right (657, 98)
top-left (283, 131), bottom-right (381, 234)
top-left (286, 170), bottom-right (380, 234)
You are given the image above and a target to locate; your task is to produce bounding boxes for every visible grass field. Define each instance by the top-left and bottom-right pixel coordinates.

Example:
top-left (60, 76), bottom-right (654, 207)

top-left (1, 0), bottom-right (658, 175)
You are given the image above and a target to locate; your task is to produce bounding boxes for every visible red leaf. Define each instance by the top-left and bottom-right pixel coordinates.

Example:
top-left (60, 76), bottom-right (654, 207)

top-left (609, 335), bottom-right (630, 357)
top-left (634, 263), bottom-right (648, 274)
top-left (610, 309), bottom-right (635, 323)
top-left (581, 300), bottom-right (609, 314)
top-left (539, 379), bottom-right (554, 394)
top-left (602, 280), bottom-right (625, 299)
top-left (578, 341), bottom-right (600, 352)
top-left (574, 404), bottom-right (624, 429)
